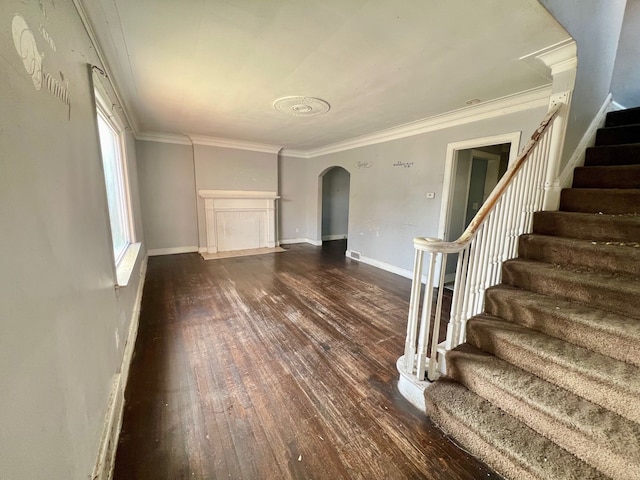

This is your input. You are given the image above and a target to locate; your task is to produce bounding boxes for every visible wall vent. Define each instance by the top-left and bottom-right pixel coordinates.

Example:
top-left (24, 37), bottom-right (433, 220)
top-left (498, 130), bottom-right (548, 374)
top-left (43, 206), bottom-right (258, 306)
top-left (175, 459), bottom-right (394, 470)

top-left (350, 250), bottom-right (361, 260)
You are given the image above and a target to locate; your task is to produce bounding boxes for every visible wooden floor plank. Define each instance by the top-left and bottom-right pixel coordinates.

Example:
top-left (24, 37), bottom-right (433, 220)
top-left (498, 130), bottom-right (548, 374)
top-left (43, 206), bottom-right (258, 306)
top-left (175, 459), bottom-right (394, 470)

top-left (113, 241), bottom-right (501, 479)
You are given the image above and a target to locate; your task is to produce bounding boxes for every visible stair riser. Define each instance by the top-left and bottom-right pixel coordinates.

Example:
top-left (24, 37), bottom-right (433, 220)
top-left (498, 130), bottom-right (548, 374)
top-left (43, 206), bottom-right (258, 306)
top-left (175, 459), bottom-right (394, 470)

top-left (484, 289), bottom-right (640, 367)
top-left (501, 262), bottom-right (640, 319)
top-left (559, 189), bottom-right (640, 214)
top-left (585, 145), bottom-right (640, 167)
top-left (572, 165), bottom-right (640, 189)
top-left (466, 320), bottom-right (640, 424)
top-left (596, 125), bottom-right (640, 146)
top-left (517, 235), bottom-right (640, 276)
top-left (606, 108), bottom-right (640, 127)
top-left (446, 353), bottom-right (640, 480)
top-left (533, 211), bottom-right (640, 243)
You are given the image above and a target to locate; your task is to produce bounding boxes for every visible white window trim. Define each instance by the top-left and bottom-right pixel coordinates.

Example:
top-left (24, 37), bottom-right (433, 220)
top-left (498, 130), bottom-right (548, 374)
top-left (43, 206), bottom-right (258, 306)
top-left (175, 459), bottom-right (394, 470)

top-left (93, 71), bottom-right (141, 287)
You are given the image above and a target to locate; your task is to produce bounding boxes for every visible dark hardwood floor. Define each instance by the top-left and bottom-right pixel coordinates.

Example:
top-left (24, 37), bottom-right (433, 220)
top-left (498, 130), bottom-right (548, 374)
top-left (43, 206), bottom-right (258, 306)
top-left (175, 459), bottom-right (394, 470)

top-left (113, 241), bottom-right (500, 479)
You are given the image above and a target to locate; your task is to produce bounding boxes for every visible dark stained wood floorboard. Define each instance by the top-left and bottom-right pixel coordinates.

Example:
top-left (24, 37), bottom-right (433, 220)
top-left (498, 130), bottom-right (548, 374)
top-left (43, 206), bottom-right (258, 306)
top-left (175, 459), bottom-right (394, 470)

top-left (113, 241), bottom-right (501, 479)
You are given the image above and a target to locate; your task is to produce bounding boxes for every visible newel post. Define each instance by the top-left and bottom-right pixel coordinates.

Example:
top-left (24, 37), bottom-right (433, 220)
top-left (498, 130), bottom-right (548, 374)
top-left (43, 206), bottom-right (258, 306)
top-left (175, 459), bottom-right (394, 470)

top-left (529, 39), bottom-right (577, 211)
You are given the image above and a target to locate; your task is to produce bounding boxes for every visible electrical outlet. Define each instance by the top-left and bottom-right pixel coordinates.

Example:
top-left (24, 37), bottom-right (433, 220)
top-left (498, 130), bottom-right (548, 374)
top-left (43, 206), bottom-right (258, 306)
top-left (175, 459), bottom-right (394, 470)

top-left (295, 227), bottom-right (299, 233)
top-left (426, 192), bottom-right (435, 199)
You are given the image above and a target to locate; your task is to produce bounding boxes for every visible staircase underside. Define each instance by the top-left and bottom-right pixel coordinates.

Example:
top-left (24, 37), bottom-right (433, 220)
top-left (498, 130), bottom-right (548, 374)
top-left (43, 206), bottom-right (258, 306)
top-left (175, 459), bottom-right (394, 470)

top-left (424, 106), bottom-right (640, 479)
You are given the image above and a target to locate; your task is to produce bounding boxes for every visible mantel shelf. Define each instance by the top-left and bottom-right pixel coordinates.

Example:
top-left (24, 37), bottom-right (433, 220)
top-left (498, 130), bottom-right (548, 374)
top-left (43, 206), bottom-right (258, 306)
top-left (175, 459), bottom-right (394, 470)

top-left (198, 189), bottom-right (280, 200)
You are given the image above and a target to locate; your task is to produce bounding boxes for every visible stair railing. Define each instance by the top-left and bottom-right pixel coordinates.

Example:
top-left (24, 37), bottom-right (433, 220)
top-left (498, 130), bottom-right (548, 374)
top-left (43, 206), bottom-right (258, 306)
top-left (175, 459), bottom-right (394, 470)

top-left (403, 103), bottom-right (562, 382)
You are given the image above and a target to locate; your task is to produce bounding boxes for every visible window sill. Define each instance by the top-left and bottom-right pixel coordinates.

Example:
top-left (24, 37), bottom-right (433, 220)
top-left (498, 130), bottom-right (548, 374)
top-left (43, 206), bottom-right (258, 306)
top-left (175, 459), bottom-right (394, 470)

top-left (116, 242), bottom-right (142, 287)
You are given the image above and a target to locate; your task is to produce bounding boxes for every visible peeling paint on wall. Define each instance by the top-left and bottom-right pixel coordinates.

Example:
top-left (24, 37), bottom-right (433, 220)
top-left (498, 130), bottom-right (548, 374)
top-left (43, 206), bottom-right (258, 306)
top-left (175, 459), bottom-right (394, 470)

top-left (11, 12), bottom-right (71, 117)
top-left (12, 14), bottom-right (43, 90)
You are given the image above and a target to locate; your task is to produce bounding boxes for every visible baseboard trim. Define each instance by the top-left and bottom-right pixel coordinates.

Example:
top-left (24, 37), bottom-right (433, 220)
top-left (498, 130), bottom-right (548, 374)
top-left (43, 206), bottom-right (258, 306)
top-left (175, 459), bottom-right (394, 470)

top-left (147, 245), bottom-right (199, 257)
top-left (279, 238), bottom-right (307, 245)
top-left (346, 251), bottom-right (413, 279)
top-left (147, 246), bottom-right (199, 256)
top-left (611, 100), bottom-right (628, 111)
top-left (92, 257), bottom-right (148, 480)
top-left (321, 234), bottom-right (347, 241)
top-left (397, 356), bottom-right (432, 411)
top-left (279, 238), bottom-right (324, 246)
top-left (559, 93), bottom-right (613, 189)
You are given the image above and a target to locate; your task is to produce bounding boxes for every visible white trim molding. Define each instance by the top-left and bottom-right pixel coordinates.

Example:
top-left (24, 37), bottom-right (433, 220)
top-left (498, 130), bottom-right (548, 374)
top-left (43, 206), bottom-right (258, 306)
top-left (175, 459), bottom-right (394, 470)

top-left (559, 93), bottom-right (614, 189)
top-left (282, 85), bottom-right (551, 159)
top-left (278, 238), bottom-right (324, 246)
top-left (321, 234), bottom-right (347, 241)
top-left (73, 0), bottom-right (139, 132)
top-left (279, 238), bottom-right (308, 245)
top-left (147, 246), bottom-right (199, 256)
top-left (520, 39), bottom-right (577, 79)
top-left (92, 257), bottom-right (147, 480)
top-left (611, 100), bottom-right (627, 111)
top-left (346, 250), bottom-right (414, 280)
top-left (397, 356), bottom-right (431, 410)
top-left (135, 131), bottom-right (192, 145)
top-left (189, 135), bottom-right (281, 154)
top-left (438, 132), bottom-right (522, 241)
top-left (198, 190), bottom-right (280, 254)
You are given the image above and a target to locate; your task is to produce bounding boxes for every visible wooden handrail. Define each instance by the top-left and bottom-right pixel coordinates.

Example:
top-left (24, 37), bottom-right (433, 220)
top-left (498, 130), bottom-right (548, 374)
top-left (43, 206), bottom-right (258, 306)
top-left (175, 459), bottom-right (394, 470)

top-left (413, 104), bottom-right (561, 253)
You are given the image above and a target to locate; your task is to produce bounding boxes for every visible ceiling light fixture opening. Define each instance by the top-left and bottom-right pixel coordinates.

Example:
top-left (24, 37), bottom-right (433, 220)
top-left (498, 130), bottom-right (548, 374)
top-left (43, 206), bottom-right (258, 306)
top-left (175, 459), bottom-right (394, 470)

top-left (274, 96), bottom-right (330, 117)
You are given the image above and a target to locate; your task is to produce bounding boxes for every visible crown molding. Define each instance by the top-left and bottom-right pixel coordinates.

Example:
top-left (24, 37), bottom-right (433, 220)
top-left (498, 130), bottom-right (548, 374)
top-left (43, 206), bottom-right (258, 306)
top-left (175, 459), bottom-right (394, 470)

top-left (519, 38), bottom-right (577, 78)
top-left (188, 135), bottom-right (281, 154)
top-left (135, 131), bottom-right (192, 145)
top-left (281, 85), bottom-right (552, 159)
top-left (533, 39), bottom-right (577, 75)
top-left (280, 149), bottom-right (311, 159)
top-left (72, 0), bottom-right (139, 132)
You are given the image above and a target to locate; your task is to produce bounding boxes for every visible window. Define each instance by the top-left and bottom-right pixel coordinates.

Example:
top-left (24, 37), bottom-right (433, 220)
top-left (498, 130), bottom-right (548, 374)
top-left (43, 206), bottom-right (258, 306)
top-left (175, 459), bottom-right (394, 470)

top-left (94, 84), bottom-right (135, 271)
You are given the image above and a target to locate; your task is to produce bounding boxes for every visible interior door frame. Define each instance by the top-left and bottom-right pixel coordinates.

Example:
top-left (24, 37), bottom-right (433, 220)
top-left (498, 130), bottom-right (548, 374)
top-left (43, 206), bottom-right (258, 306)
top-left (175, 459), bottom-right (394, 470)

top-left (438, 132), bottom-right (521, 242)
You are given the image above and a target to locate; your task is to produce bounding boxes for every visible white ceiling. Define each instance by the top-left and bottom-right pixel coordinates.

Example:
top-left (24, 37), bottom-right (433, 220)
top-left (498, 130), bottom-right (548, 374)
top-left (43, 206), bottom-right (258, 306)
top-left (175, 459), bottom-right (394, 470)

top-left (81, 0), bottom-right (570, 151)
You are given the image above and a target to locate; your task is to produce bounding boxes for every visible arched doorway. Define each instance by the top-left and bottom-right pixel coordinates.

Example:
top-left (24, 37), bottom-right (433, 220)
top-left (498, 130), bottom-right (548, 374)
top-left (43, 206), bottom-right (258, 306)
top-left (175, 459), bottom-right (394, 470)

top-left (320, 166), bottom-right (350, 255)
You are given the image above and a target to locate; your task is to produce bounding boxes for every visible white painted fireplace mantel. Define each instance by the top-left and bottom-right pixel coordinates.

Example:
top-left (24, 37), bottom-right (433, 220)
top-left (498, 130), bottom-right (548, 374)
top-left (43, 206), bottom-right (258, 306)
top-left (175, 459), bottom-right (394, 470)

top-left (198, 190), bottom-right (280, 254)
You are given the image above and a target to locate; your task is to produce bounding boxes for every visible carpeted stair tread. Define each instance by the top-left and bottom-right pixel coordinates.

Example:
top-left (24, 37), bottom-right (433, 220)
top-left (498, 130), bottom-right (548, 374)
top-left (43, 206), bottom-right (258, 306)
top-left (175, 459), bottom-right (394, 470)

top-left (584, 144), bottom-right (640, 167)
top-left (606, 107), bottom-right (640, 127)
top-left (466, 315), bottom-right (640, 424)
top-left (502, 258), bottom-right (640, 320)
top-left (484, 285), bottom-right (640, 367)
top-left (518, 234), bottom-right (640, 276)
top-left (532, 211), bottom-right (640, 242)
top-left (424, 379), bottom-right (609, 480)
top-left (596, 124), bottom-right (640, 146)
top-left (559, 188), bottom-right (640, 214)
top-left (572, 164), bottom-right (640, 189)
top-left (446, 344), bottom-right (640, 480)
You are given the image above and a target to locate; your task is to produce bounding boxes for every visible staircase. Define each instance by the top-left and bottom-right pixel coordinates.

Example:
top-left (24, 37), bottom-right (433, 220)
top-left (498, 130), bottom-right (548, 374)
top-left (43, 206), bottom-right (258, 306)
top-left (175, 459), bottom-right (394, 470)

top-left (424, 107), bottom-right (640, 480)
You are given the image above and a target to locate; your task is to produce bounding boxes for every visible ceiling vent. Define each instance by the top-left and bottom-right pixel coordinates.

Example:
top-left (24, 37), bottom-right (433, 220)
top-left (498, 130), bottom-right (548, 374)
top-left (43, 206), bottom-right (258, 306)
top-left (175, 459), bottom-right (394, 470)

top-left (273, 96), bottom-right (330, 117)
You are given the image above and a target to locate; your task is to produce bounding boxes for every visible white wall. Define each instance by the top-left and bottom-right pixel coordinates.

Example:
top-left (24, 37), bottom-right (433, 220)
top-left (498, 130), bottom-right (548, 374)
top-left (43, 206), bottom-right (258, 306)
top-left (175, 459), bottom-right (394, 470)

top-left (321, 167), bottom-right (350, 239)
top-left (193, 144), bottom-right (278, 247)
top-left (137, 140), bottom-right (198, 252)
top-left (0, 1), bottom-right (146, 478)
top-left (611, 0), bottom-right (640, 108)
top-left (540, 0), bottom-right (626, 167)
top-left (280, 106), bottom-right (546, 274)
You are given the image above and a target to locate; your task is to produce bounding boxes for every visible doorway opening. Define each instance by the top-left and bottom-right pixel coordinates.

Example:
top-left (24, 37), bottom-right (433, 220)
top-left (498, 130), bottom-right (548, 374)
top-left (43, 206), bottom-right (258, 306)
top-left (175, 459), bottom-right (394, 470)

top-left (439, 133), bottom-right (521, 285)
top-left (320, 166), bottom-right (350, 255)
